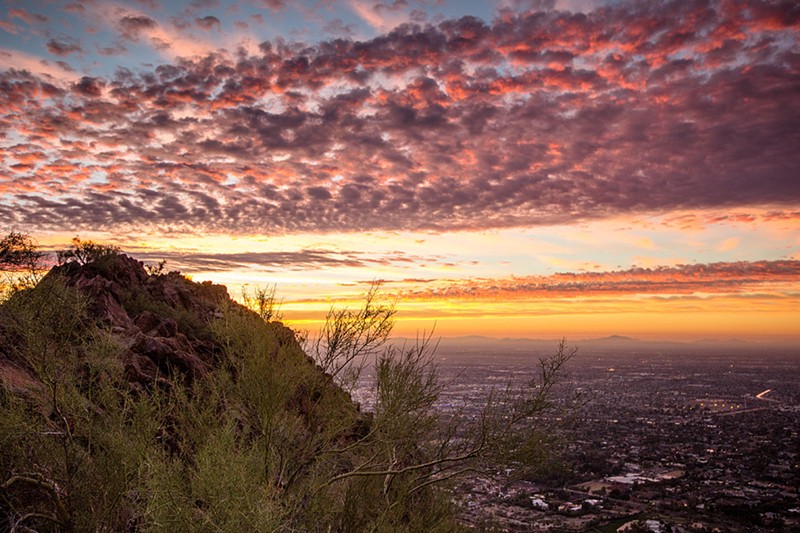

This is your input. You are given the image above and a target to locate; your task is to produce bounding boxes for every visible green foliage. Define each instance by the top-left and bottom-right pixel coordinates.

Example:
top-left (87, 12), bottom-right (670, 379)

top-left (56, 236), bottom-right (121, 268)
top-left (139, 397), bottom-right (284, 531)
top-left (0, 231), bottom-right (46, 299)
top-left (308, 281), bottom-right (396, 392)
top-left (241, 283), bottom-right (283, 322)
top-left (1, 243), bottom-right (575, 532)
top-left (120, 285), bottom-right (211, 341)
top-left (0, 277), bottom-right (157, 531)
top-left (1, 274), bottom-right (95, 378)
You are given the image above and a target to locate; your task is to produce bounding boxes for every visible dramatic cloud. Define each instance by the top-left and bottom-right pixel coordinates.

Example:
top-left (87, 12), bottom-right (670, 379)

top-left (402, 260), bottom-right (800, 300)
top-left (195, 15), bottom-right (221, 31)
top-left (128, 248), bottom-right (449, 272)
top-left (118, 14), bottom-right (159, 40)
top-left (0, 49), bottom-right (81, 82)
top-left (1, 0), bottom-right (799, 236)
top-left (351, 0), bottom-right (416, 32)
top-left (259, 0), bottom-right (287, 11)
top-left (46, 38), bottom-right (83, 56)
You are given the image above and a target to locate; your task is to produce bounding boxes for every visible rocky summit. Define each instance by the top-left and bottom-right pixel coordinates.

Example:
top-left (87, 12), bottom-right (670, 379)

top-left (4, 253), bottom-right (312, 392)
top-left (0, 249), bottom-right (457, 532)
top-left (53, 254), bottom-right (228, 386)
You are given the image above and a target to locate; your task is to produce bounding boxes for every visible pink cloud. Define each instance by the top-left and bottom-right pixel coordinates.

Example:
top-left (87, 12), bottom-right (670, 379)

top-left (46, 38), bottom-right (83, 56)
top-left (195, 15), bottom-right (221, 31)
top-left (402, 261), bottom-right (800, 300)
top-left (1, 0), bottom-right (798, 236)
top-left (0, 20), bottom-right (18, 34)
top-left (0, 49), bottom-right (81, 83)
top-left (350, 0), bottom-right (412, 32)
top-left (8, 8), bottom-right (49, 25)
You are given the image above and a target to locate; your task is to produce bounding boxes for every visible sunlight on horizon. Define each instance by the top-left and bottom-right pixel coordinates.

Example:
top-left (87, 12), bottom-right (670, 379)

top-left (2, 0), bottom-right (799, 343)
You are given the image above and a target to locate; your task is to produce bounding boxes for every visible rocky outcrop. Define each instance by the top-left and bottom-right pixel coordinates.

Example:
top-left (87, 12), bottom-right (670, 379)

top-left (2, 251), bottom-right (352, 413)
top-left (0, 251), bottom-right (371, 532)
top-left (39, 254), bottom-right (249, 389)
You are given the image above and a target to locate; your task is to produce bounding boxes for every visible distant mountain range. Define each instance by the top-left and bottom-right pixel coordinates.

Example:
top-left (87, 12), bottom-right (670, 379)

top-left (389, 334), bottom-right (799, 355)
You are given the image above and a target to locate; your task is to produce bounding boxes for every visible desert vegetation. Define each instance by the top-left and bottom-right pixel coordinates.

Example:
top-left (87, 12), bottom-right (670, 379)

top-left (0, 232), bottom-right (574, 532)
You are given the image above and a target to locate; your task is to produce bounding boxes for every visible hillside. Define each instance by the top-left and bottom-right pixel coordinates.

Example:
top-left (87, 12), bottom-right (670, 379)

top-left (0, 250), bottom-right (453, 531)
top-left (0, 239), bottom-right (578, 532)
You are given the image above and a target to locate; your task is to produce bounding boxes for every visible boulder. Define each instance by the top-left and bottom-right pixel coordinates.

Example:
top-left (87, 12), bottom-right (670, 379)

top-left (39, 254), bottom-right (232, 387)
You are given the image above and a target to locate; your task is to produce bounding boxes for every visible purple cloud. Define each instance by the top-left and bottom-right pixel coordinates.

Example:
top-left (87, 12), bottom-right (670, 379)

top-left (259, 0), bottom-right (286, 12)
top-left (402, 260), bottom-right (800, 299)
top-left (195, 15), bottom-right (221, 31)
top-left (46, 38), bottom-right (83, 57)
top-left (8, 8), bottom-right (48, 24)
top-left (118, 14), bottom-right (158, 40)
top-left (0, 0), bottom-right (798, 236)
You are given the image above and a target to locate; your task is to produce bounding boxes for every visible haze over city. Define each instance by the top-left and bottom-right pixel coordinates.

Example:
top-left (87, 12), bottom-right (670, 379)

top-left (1, 0), bottom-right (798, 340)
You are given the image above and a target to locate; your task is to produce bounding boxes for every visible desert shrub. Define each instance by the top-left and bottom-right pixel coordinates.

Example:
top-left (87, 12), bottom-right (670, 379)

top-left (120, 286), bottom-right (211, 342)
top-left (1, 238), bottom-right (575, 532)
top-left (144, 260), bottom-right (167, 277)
top-left (0, 231), bottom-right (46, 300)
top-left (307, 282), bottom-right (396, 394)
top-left (139, 387), bottom-right (286, 532)
top-left (241, 283), bottom-right (283, 322)
top-left (1, 274), bottom-right (96, 376)
top-left (56, 237), bottom-right (120, 268)
top-left (0, 232), bottom-right (43, 270)
top-left (0, 277), bottom-right (160, 531)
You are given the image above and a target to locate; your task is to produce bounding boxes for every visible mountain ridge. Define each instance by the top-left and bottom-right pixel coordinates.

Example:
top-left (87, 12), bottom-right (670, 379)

top-left (0, 251), bottom-right (379, 531)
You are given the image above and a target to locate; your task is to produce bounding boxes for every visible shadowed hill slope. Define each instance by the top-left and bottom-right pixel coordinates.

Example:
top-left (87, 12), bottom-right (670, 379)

top-left (1, 245), bottom-right (569, 532)
top-left (0, 252), bottom-right (399, 532)
top-left (1, 253), bottom-right (349, 405)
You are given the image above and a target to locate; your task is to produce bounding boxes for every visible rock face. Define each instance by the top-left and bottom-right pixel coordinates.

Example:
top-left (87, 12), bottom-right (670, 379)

top-left (0, 252), bottom-right (377, 532)
top-left (42, 254), bottom-right (257, 389)
top-left (2, 251), bottom-right (349, 411)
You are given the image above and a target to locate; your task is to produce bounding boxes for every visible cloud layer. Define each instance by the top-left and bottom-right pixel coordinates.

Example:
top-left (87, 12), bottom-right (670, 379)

top-left (128, 248), bottom-right (449, 272)
top-left (1, 0), bottom-right (799, 235)
top-left (400, 260), bottom-right (800, 300)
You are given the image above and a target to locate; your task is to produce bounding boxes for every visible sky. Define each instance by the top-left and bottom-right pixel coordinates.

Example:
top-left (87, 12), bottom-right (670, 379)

top-left (1, 0), bottom-right (799, 341)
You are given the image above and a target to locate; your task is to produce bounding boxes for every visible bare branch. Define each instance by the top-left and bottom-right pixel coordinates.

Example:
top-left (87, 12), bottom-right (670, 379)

top-left (310, 281), bottom-right (396, 390)
top-left (2, 475), bottom-right (70, 526)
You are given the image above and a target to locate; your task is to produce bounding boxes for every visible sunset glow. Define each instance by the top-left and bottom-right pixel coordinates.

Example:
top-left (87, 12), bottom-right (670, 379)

top-left (1, 0), bottom-right (798, 341)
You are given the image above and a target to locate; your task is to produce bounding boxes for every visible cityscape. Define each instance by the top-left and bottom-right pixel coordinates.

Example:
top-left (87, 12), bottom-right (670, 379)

top-left (358, 337), bottom-right (800, 532)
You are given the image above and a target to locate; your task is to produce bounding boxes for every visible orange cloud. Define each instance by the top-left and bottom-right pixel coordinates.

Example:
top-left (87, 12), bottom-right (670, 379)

top-left (717, 237), bottom-right (739, 252)
top-left (401, 260), bottom-right (800, 300)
